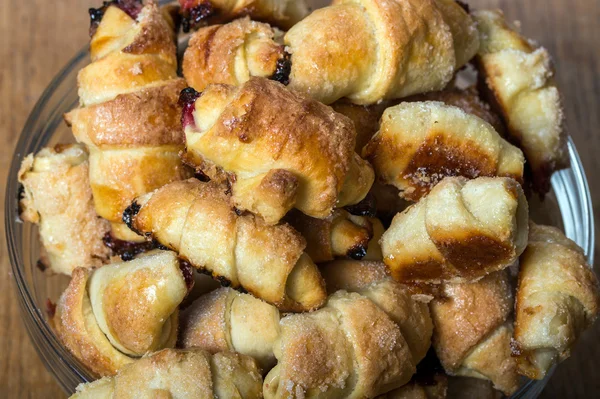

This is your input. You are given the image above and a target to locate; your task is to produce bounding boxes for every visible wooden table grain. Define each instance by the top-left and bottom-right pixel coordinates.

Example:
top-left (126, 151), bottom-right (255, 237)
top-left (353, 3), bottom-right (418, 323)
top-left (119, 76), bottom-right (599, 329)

top-left (1, 0), bottom-right (598, 397)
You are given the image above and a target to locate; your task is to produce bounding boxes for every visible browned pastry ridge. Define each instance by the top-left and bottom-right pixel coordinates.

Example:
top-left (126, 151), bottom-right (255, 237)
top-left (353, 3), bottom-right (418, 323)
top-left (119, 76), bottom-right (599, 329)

top-left (474, 10), bottom-right (568, 195)
top-left (65, 0), bottom-right (192, 241)
top-left (181, 77), bottom-right (374, 225)
top-left (124, 178), bottom-right (327, 312)
top-left (513, 223), bottom-right (600, 379)
top-left (18, 144), bottom-right (111, 275)
top-left (381, 176), bottom-right (529, 283)
top-left (70, 348), bottom-right (263, 398)
top-left (363, 101), bottom-right (524, 201)
top-left (50, 250), bottom-right (189, 377)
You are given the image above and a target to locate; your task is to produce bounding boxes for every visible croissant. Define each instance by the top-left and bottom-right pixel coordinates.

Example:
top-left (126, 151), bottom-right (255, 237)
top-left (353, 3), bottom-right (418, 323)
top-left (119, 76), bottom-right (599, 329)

top-left (473, 10), bottom-right (568, 195)
top-left (180, 287), bottom-right (281, 370)
top-left (264, 290), bottom-right (416, 398)
top-left (513, 223), bottom-right (600, 379)
top-left (70, 348), bottom-right (263, 398)
top-left (381, 176), bottom-right (529, 283)
top-left (285, 209), bottom-right (383, 263)
top-left (50, 250), bottom-right (189, 376)
top-left (64, 0), bottom-right (191, 241)
top-left (179, 0), bottom-right (308, 31)
top-left (17, 144), bottom-right (111, 275)
top-left (430, 271), bottom-right (519, 395)
top-left (180, 78), bottom-right (374, 224)
top-left (124, 178), bottom-right (327, 311)
top-left (363, 101), bottom-right (524, 201)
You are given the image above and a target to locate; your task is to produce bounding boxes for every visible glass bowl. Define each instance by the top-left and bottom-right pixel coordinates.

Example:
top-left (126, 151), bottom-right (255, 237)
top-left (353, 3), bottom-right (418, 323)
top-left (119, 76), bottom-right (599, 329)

top-left (5, 39), bottom-right (595, 399)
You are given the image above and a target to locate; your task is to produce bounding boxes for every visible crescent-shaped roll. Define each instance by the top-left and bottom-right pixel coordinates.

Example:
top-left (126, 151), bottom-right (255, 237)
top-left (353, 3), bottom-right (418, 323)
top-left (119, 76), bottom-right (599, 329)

top-left (381, 176), bottom-right (529, 283)
top-left (285, 209), bottom-right (383, 263)
top-left (513, 224), bottom-right (600, 379)
top-left (430, 271), bottom-right (519, 395)
top-left (180, 287), bottom-right (281, 370)
top-left (124, 178), bottom-right (327, 312)
top-left (179, 0), bottom-right (308, 31)
top-left (264, 290), bottom-right (416, 399)
top-left (363, 101), bottom-right (524, 201)
top-left (180, 78), bottom-right (374, 224)
top-left (70, 349), bottom-right (263, 398)
top-left (473, 10), bottom-right (568, 195)
top-left (49, 250), bottom-right (189, 377)
top-left (65, 0), bottom-right (192, 241)
top-left (17, 144), bottom-right (111, 275)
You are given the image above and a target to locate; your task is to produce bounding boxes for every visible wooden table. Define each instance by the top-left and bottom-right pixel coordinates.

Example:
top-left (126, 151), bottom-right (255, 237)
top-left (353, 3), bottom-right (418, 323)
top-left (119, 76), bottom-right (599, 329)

top-left (1, 0), bottom-right (598, 397)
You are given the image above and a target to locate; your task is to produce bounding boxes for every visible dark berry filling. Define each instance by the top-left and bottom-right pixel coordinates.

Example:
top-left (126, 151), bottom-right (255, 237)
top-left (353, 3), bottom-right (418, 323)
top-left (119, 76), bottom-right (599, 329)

top-left (178, 87), bottom-right (202, 129)
top-left (270, 51), bottom-right (292, 86)
top-left (46, 298), bottom-right (57, 318)
top-left (89, 0), bottom-right (143, 37)
top-left (103, 232), bottom-right (162, 261)
top-left (178, 259), bottom-right (195, 292)
top-left (344, 192), bottom-right (377, 217)
top-left (180, 2), bottom-right (216, 33)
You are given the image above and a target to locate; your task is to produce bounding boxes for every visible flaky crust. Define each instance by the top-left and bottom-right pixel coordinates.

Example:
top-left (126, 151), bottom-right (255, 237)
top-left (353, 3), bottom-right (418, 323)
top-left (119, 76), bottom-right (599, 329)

top-left (430, 271), bottom-right (518, 395)
top-left (474, 10), bottom-right (568, 195)
top-left (513, 223), bottom-right (600, 379)
top-left (71, 349), bottom-right (263, 398)
top-left (18, 144), bottom-right (111, 275)
top-left (183, 78), bottom-right (373, 224)
top-left (127, 178), bottom-right (326, 311)
top-left (381, 176), bottom-right (529, 283)
top-left (364, 101), bottom-right (524, 201)
top-left (284, 0), bottom-right (479, 104)
top-left (264, 291), bottom-right (415, 399)
top-left (50, 250), bottom-right (186, 377)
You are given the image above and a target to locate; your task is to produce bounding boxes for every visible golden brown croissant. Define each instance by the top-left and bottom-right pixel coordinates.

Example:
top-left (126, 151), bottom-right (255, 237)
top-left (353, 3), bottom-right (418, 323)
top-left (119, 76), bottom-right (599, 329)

top-left (65, 0), bottom-right (191, 241)
top-left (180, 78), bottom-right (374, 224)
top-left (124, 178), bottom-right (327, 311)
top-left (264, 290), bottom-right (416, 398)
top-left (473, 10), bottom-right (568, 195)
top-left (363, 101), bottom-right (524, 201)
top-left (430, 271), bottom-right (519, 395)
top-left (50, 250), bottom-right (189, 377)
top-left (179, 0), bottom-right (308, 31)
top-left (70, 348), bottom-right (263, 398)
top-left (18, 144), bottom-right (111, 275)
top-left (513, 223), bottom-right (600, 379)
top-left (180, 287), bottom-right (281, 370)
top-left (381, 176), bottom-right (529, 283)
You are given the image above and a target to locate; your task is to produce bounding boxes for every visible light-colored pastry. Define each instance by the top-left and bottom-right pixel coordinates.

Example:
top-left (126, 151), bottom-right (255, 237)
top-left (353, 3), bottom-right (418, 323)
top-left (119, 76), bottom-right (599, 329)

top-left (65, 0), bottom-right (191, 241)
top-left (125, 178), bottom-right (327, 312)
top-left (381, 176), bottom-right (529, 283)
top-left (363, 101), bottom-right (524, 201)
top-left (181, 78), bottom-right (374, 224)
top-left (285, 209), bottom-right (383, 263)
top-left (513, 223), bottom-right (600, 379)
top-left (474, 10), bottom-right (568, 195)
top-left (180, 287), bottom-right (281, 370)
top-left (264, 290), bottom-right (416, 399)
top-left (18, 144), bottom-right (111, 275)
top-left (430, 271), bottom-right (519, 395)
top-left (70, 348), bottom-right (263, 398)
top-left (179, 0), bottom-right (308, 31)
top-left (50, 250), bottom-right (188, 377)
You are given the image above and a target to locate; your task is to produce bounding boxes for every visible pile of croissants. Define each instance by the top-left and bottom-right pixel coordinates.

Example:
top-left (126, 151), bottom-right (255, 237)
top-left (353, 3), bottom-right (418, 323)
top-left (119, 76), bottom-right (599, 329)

top-left (17, 0), bottom-right (599, 398)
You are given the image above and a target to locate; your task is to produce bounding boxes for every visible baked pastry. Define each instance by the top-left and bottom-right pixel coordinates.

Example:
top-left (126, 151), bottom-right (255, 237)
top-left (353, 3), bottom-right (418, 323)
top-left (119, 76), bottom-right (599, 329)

top-left (180, 287), bottom-right (281, 370)
top-left (180, 78), bottom-right (374, 224)
top-left (363, 101), bottom-right (524, 201)
top-left (124, 178), bottom-right (327, 312)
top-left (179, 0), bottom-right (308, 32)
top-left (331, 100), bottom-right (390, 153)
top-left (285, 209), bottom-right (383, 263)
top-left (264, 290), bottom-right (416, 398)
top-left (513, 223), bottom-right (600, 379)
top-left (18, 144), bottom-right (111, 275)
top-left (430, 271), bottom-right (519, 395)
top-left (474, 10), bottom-right (568, 195)
top-left (70, 348), bottom-right (263, 398)
top-left (65, 0), bottom-right (191, 241)
top-left (381, 176), bottom-right (529, 283)
top-left (377, 376), bottom-right (447, 399)
top-left (50, 250), bottom-right (189, 376)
